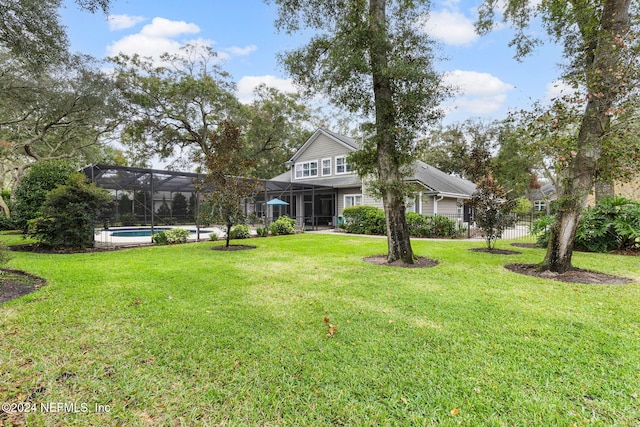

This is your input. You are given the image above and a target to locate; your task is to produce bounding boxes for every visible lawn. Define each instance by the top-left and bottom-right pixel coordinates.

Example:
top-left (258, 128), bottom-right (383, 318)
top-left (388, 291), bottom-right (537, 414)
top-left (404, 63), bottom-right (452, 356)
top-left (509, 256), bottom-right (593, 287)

top-left (1, 233), bottom-right (639, 426)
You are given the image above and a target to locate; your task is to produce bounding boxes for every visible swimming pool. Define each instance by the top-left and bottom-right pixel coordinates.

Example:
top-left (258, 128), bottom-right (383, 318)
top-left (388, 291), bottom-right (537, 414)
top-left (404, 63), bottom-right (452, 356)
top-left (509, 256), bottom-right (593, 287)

top-left (110, 227), bottom-right (187, 237)
top-left (95, 226), bottom-right (222, 246)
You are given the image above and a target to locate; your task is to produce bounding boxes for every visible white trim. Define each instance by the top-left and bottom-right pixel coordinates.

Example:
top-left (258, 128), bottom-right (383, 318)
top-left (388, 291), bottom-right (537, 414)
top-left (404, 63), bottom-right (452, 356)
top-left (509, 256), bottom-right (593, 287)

top-left (295, 160), bottom-right (319, 179)
top-left (321, 158), bottom-right (332, 177)
top-left (344, 194), bottom-right (363, 208)
top-left (335, 155), bottom-right (352, 175)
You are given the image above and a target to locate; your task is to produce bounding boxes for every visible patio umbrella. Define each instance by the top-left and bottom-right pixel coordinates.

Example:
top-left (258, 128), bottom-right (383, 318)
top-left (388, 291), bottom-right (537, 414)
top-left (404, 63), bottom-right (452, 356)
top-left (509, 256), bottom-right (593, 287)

top-left (266, 198), bottom-right (289, 217)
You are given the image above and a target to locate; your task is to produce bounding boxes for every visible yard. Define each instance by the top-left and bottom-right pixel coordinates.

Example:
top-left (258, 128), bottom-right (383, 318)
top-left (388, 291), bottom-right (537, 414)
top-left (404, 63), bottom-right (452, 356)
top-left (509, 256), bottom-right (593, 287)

top-left (1, 233), bottom-right (639, 426)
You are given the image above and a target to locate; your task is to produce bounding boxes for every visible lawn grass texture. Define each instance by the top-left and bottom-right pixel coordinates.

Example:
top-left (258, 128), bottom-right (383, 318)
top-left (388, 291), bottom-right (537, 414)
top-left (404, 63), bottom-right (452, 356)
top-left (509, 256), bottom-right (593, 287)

top-left (1, 234), bottom-right (639, 426)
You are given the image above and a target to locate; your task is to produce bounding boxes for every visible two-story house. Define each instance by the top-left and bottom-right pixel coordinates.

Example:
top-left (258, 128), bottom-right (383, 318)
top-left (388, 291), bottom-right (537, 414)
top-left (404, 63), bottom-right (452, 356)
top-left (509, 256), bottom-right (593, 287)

top-left (266, 128), bottom-right (476, 227)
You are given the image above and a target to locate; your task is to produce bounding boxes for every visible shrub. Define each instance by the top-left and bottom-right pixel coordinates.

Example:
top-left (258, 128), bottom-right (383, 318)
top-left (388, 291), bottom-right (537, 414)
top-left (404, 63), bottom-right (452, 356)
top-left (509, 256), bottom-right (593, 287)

top-left (229, 224), bottom-right (251, 239)
top-left (164, 228), bottom-right (190, 244)
top-left (27, 173), bottom-right (113, 249)
top-left (270, 215), bottom-right (296, 236)
top-left (209, 232), bottom-right (219, 241)
top-left (575, 197), bottom-right (640, 252)
top-left (342, 206), bottom-right (385, 235)
top-left (13, 160), bottom-right (76, 233)
top-left (152, 231), bottom-right (169, 245)
top-left (0, 215), bottom-right (15, 231)
top-left (255, 226), bottom-right (269, 237)
top-left (406, 212), bottom-right (465, 238)
top-left (531, 215), bottom-right (554, 248)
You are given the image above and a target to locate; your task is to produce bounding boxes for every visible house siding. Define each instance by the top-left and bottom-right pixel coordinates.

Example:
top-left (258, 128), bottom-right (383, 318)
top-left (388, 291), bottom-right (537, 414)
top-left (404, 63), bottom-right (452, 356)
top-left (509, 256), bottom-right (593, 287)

top-left (295, 134), bottom-right (351, 170)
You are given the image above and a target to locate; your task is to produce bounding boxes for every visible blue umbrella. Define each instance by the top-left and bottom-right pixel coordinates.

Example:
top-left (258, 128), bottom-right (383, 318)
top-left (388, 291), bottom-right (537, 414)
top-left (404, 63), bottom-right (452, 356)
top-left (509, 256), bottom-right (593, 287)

top-left (266, 198), bottom-right (289, 206)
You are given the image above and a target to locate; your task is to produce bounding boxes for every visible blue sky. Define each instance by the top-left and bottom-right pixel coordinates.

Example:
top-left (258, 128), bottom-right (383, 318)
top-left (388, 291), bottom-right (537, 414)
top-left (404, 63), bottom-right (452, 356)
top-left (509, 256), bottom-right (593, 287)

top-left (60, 0), bottom-right (567, 125)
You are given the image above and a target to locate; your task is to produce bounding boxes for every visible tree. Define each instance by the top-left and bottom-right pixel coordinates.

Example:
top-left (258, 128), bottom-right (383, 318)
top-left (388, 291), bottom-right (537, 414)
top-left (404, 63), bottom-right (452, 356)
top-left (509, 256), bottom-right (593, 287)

top-left (171, 193), bottom-right (189, 221)
top-left (0, 52), bottom-right (122, 204)
top-left (269, 0), bottom-right (448, 263)
top-left (111, 44), bottom-right (241, 168)
top-left (200, 121), bottom-right (261, 248)
top-left (240, 84), bottom-right (313, 179)
top-left (0, 0), bottom-right (111, 70)
top-left (470, 173), bottom-right (518, 250)
top-left (478, 0), bottom-right (638, 272)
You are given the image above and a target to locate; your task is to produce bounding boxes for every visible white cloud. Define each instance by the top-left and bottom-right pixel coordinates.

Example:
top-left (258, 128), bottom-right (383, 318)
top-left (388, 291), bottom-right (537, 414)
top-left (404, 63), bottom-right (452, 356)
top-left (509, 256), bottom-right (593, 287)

top-left (443, 70), bottom-right (514, 115)
top-left (107, 14), bottom-right (146, 31)
top-left (237, 75), bottom-right (297, 103)
top-left (138, 17), bottom-right (200, 38)
top-left (423, 9), bottom-right (478, 46)
top-left (223, 45), bottom-right (257, 56)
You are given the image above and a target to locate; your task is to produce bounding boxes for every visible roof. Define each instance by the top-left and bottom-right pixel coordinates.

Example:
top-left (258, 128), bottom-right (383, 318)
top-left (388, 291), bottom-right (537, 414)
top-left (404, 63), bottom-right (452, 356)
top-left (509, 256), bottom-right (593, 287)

top-left (412, 161), bottom-right (476, 198)
top-left (289, 128), bottom-right (360, 163)
top-left (82, 164), bottom-right (332, 194)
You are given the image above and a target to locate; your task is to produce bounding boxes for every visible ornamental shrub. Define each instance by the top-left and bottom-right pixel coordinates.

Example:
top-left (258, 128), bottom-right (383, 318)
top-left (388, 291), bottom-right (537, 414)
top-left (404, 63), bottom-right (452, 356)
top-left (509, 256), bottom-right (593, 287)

top-left (575, 197), bottom-right (640, 252)
top-left (406, 212), bottom-right (464, 238)
top-left (270, 215), bottom-right (296, 236)
top-left (342, 206), bottom-right (385, 235)
top-left (27, 174), bottom-right (113, 248)
top-left (164, 228), bottom-right (190, 244)
top-left (13, 160), bottom-right (76, 233)
top-left (152, 231), bottom-right (169, 245)
top-left (255, 226), bottom-right (269, 237)
top-left (229, 224), bottom-right (251, 239)
top-left (531, 215), bottom-right (554, 248)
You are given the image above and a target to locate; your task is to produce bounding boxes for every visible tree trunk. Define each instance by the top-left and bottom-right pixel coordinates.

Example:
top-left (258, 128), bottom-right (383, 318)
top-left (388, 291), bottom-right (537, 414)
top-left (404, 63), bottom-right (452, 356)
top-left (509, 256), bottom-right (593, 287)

top-left (0, 195), bottom-right (10, 218)
top-left (541, 0), bottom-right (630, 272)
top-left (369, 0), bottom-right (414, 264)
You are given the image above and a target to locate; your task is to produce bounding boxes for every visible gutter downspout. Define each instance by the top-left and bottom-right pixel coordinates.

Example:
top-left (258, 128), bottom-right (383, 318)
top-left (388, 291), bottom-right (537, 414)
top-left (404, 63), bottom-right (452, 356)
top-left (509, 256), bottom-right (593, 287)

top-left (433, 195), bottom-right (444, 215)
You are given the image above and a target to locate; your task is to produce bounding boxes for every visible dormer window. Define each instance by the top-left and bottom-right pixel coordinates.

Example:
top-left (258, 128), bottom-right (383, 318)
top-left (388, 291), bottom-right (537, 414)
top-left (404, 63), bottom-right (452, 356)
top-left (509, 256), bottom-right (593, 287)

top-left (295, 161), bottom-right (318, 179)
top-left (335, 156), bottom-right (351, 174)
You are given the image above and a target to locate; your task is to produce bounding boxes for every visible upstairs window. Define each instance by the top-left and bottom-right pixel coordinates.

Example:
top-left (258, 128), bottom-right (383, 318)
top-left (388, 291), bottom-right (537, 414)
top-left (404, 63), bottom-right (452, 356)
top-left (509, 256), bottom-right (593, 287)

top-left (295, 161), bottom-right (318, 179)
top-left (336, 156), bottom-right (352, 174)
top-left (321, 158), bottom-right (332, 176)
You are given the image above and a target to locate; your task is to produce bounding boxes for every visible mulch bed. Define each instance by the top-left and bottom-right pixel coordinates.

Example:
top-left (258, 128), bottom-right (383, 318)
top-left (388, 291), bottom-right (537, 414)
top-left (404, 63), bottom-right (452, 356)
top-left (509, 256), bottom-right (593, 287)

top-left (0, 268), bottom-right (47, 304)
top-left (364, 255), bottom-right (439, 268)
top-left (211, 244), bottom-right (256, 251)
top-left (510, 243), bottom-right (539, 249)
top-left (469, 248), bottom-right (522, 255)
top-left (9, 243), bottom-right (118, 254)
top-left (505, 263), bottom-right (633, 285)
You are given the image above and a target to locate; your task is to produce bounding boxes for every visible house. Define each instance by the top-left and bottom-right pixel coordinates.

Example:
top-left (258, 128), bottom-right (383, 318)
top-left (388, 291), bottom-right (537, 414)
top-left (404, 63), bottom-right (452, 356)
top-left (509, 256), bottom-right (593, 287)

top-left (266, 129), bottom-right (476, 227)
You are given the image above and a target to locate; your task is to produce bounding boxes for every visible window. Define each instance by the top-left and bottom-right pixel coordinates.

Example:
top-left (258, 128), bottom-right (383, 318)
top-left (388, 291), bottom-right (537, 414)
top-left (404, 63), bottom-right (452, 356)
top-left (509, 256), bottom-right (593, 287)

top-left (321, 158), bottom-right (332, 176)
top-left (295, 161), bottom-right (318, 179)
top-left (335, 156), bottom-right (351, 174)
top-left (534, 200), bottom-right (546, 211)
top-left (344, 194), bottom-right (362, 208)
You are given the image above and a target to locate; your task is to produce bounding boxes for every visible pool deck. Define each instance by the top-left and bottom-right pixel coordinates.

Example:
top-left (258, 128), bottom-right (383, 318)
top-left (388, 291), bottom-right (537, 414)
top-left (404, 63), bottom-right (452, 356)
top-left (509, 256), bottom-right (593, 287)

top-left (94, 226), bottom-right (223, 247)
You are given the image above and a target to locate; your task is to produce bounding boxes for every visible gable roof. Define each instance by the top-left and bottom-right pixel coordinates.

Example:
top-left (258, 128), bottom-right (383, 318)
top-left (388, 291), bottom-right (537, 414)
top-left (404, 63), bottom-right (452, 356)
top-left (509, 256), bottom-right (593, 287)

top-left (289, 128), bottom-right (360, 163)
top-left (411, 161), bottom-right (476, 198)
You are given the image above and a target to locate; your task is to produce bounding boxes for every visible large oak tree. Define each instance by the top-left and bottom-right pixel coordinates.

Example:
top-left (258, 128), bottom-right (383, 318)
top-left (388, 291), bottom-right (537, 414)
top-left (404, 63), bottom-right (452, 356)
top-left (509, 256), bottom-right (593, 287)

top-left (268, 0), bottom-right (448, 263)
top-left (478, 0), bottom-right (638, 272)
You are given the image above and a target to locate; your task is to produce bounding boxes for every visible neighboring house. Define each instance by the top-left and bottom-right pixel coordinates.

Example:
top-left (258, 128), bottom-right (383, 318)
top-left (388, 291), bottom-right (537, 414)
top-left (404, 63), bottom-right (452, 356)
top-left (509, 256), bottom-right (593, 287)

top-left (530, 183), bottom-right (557, 214)
top-left (267, 128), bottom-right (476, 227)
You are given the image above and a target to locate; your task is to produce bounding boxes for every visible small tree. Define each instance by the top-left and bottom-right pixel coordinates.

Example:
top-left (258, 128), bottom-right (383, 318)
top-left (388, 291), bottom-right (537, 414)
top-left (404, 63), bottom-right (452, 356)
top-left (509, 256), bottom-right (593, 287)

top-left (470, 173), bottom-right (518, 250)
top-left (171, 193), bottom-right (188, 221)
top-left (28, 173), bottom-right (113, 248)
top-left (201, 121), bottom-right (260, 248)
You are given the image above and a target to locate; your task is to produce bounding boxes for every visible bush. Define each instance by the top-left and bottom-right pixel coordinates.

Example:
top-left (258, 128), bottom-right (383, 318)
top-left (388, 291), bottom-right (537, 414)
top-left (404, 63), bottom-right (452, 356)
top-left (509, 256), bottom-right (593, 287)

top-left (152, 231), bottom-right (169, 245)
top-left (209, 232), bottom-right (219, 241)
top-left (470, 174), bottom-right (518, 249)
top-left (255, 226), bottom-right (269, 237)
top-left (406, 212), bottom-right (465, 238)
top-left (119, 213), bottom-right (136, 226)
top-left (13, 160), bottom-right (76, 233)
top-left (229, 224), bottom-right (251, 239)
top-left (270, 215), bottom-right (296, 236)
top-left (164, 228), bottom-right (190, 244)
top-left (575, 197), bottom-right (640, 252)
top-left (27, 173), bottom-right (113, 249)
top-left (342, 206), bottom-right (385, 235)
top-left (531, 215), bottom-right (554, 248)
top-left (0, 215), bottom-right (15, 231)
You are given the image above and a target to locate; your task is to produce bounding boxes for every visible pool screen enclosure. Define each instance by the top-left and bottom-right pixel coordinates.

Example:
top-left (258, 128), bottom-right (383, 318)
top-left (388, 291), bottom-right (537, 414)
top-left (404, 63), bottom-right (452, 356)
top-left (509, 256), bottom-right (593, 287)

top-left (82, 164), bottom-right (333, 239)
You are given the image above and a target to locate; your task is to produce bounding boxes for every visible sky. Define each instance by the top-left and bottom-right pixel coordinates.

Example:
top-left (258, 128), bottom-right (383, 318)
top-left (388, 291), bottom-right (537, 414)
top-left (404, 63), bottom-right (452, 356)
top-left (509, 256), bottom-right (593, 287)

top-left (59, 0), bottom-right (568, 126)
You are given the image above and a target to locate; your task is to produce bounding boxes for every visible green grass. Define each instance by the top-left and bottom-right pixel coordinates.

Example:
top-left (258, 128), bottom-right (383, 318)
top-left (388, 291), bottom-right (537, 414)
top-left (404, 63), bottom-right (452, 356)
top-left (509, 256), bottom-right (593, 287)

top-left (1, 234), bottom-right (639, 426)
